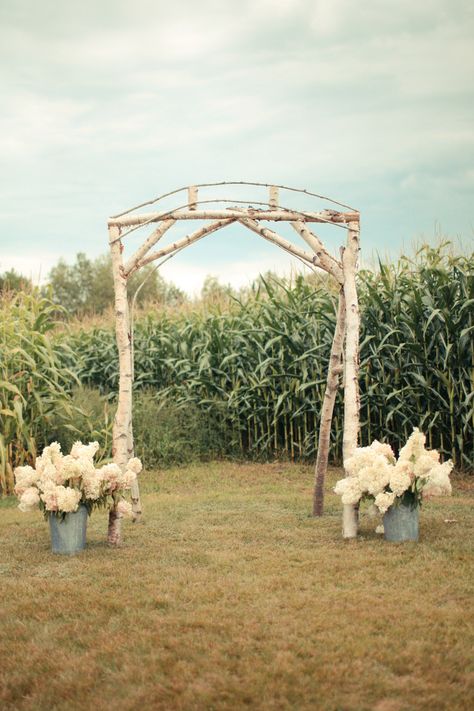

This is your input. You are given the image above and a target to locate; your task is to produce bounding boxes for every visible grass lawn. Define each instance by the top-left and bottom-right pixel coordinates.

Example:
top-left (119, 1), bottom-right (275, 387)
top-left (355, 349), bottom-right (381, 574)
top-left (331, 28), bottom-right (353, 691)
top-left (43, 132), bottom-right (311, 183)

top-left (0, 462), bottom-right (473, 711)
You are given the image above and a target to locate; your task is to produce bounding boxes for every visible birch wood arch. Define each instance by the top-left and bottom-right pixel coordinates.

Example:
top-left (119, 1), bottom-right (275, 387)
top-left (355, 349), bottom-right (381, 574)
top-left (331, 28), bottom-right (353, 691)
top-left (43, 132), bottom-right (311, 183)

top-left (107, 182), bottom-right (361, 544)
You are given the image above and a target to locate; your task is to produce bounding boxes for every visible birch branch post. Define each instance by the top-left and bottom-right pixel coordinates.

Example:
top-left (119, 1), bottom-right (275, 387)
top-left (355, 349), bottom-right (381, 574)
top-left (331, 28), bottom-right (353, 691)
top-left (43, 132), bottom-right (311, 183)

top-left (313, 289), bottom-right (346, 516)
top-left (108, 225), bottom-right (132, 545)
top-left (341, 220), bottom-right (361, 538)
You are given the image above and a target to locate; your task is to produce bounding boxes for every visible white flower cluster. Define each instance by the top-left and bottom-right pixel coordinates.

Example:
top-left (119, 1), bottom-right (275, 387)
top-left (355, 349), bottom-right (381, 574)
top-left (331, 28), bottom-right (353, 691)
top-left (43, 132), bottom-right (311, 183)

top-left (335, 440), bottom-right (395, 506)
top-left (14, 442), bottom-right (143, 516)
top-left (334, 429), bottom-right (453, 514)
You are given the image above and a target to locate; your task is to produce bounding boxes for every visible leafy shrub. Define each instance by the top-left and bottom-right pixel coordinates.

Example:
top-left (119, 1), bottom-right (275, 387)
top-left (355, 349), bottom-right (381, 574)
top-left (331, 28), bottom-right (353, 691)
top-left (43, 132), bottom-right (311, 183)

top-left (132, 391), bottom-right (238, 468)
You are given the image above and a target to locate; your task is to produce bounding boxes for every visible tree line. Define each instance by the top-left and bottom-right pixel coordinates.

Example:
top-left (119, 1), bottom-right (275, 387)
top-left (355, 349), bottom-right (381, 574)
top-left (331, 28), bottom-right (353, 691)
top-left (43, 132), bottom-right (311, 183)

top-left (0, 253), bottom-right (289, 315)
top-left (0, 253), bottom-right (187, 314)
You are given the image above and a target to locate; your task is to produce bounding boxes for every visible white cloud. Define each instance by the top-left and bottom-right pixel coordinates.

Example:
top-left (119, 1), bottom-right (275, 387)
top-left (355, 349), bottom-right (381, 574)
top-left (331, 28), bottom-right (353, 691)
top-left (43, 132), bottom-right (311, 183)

top-left (0, 93), bottom-right (90, 159)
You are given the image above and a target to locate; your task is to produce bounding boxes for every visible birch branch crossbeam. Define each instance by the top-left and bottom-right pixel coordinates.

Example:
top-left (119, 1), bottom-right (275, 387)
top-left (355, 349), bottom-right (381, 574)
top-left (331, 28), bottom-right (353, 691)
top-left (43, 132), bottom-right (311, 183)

top-left (123, 219), bottom-right (176, 276)
top-left (110, 181), bottom-right (357, 219)
top-left (238, 217), bottom-right (316, 266)
top-left (109, 209), bottom-right (359, 229)
top-left (291, 221), bottom-right (344, 284)
top-left (126, 218), bottom-right (238, 274)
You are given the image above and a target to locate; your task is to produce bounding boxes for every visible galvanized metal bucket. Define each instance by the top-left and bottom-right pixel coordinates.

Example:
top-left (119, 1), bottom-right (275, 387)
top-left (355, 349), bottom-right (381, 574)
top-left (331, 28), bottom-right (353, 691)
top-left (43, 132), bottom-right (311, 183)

top-left (49, 505), bottom-right (88, 554)
top-left (383, 501), bottom-right (419, 542)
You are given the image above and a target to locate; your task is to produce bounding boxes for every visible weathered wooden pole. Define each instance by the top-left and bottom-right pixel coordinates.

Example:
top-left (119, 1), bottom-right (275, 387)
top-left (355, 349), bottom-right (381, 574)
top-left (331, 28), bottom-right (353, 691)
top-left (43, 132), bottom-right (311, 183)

top-left (341, 219), bottom-right (361, 538)
top-left (312, 289), bottom-right (346, 516)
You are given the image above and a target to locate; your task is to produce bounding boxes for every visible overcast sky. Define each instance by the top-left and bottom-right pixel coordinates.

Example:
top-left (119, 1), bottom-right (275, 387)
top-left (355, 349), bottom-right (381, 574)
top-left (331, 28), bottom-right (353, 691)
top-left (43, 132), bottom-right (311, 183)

top-left (0, 0), bottom-right (472, 294)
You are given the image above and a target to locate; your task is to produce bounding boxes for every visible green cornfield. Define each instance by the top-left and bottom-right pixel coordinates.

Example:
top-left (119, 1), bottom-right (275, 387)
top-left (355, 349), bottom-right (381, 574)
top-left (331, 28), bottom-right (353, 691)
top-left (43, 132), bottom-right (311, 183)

top-left (1, 244), bottom-right (472, 494)
top-left (0, 292), bottom-right (80, 494)
top-left (66, 245), bottom-right (473, 469)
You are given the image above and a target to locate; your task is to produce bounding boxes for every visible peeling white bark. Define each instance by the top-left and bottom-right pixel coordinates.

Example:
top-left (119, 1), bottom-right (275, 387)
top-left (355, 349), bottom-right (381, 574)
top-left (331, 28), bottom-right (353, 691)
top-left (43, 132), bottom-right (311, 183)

top-left (313, 290), bottom-right (346, 516)
top-left (342, 220), bottom-right (361, 538)
top-left (107, 505), bottom-right (122, 546)
top-left (269, 185), bottom-right (279, 208)
top-left (109, 209), bottom-right (360, 229)
top-left (123, 219), bottom-right (176, 276)
top-left (291, 221), bottom-right (344, 284)
top-left (238, 217), bottom-right (316, 265)
top-left (132, 218), bottom-right (237, 272)
top-left (127, 408), bottom-right (142, 520)
top-left (109, 224), bottom-right (134, 545)
top-left (110, 181), bottom-right (357, 220)
top-left (188, 185), bottom-right (198, 210)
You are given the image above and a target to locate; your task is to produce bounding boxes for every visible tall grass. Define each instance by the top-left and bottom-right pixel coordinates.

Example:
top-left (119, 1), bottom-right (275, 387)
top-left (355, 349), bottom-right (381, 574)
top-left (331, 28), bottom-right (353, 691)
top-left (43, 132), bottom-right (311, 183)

top-left (68, 245), bottom-right (473, 469)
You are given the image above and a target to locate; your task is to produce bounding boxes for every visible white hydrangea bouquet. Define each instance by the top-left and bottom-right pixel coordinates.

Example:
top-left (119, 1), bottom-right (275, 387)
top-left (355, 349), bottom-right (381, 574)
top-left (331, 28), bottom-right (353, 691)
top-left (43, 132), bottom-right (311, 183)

top-left (334, 428), bottom-right (453, 515)
top-left (14, 441), bottom-right (142, 519)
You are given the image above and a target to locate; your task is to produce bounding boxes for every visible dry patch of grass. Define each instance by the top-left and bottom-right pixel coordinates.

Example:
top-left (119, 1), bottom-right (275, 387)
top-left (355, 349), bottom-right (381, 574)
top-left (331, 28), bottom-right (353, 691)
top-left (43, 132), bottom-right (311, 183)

top-left (0, 463), bottom-right (473, 711)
